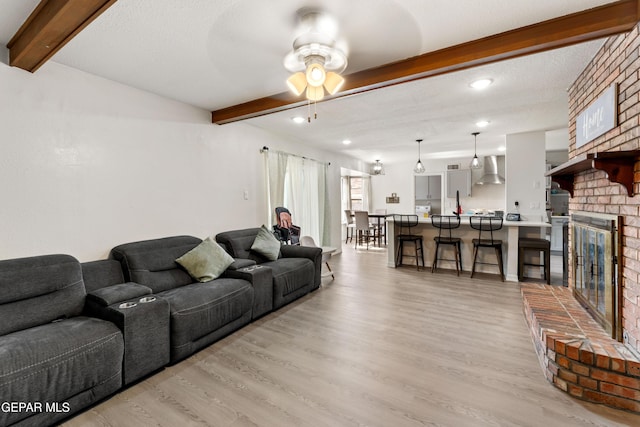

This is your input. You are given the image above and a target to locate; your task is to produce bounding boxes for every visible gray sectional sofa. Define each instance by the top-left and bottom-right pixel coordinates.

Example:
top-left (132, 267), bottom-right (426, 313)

top-left (0, 229), bottom-right (322, 426)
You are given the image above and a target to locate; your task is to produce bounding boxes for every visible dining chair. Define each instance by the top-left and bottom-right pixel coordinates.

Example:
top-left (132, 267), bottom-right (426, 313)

top-left (373, 209), bottom-right (387, 244)
top-left (354, 211), bottom-right (377, 249)
top-left (344, 209), bottom-right (356, 243)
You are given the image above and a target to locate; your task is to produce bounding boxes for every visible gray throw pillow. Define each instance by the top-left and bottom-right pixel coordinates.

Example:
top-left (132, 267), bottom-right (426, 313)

top-left (176, 237), bottom-right (234, 282)
top-left (251, 225), bottom-right (281, 261)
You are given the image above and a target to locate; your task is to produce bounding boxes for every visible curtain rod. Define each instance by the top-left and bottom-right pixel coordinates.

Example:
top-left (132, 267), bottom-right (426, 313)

top-left (260, 146), bottom-right (330, 166)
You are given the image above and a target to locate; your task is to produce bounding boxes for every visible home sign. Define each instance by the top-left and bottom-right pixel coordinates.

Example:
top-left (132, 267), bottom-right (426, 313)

top-left (576, 84), bottom-right (618, 148)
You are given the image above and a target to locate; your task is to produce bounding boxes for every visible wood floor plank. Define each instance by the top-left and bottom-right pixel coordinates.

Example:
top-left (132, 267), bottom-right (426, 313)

top-left (63, 244), bottom-right (640, 427)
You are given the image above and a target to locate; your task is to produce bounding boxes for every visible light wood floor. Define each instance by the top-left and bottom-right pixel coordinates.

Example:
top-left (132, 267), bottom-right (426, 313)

top-left (63, 244), bottom-right (640, 427)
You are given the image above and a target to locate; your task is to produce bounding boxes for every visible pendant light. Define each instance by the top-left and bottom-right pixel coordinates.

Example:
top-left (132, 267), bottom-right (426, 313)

top-left (414, 139), bottom-right (425, 174)
top-left (470, 132), bottom-right (483, 169)
top-left (372, 160), bottom-right (385, 175)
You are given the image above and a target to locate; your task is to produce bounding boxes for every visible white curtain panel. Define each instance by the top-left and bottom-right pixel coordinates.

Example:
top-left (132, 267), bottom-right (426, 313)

top-left (266, 150), bottom-right (328, 244)
top-left (361, 176), bottom-right (372, 212)
top-left (302, 159), bottom-right (321, 242)
top-left (284, 155), bottom-right (304, 233)
top-left (265, 151), bottom-right (288, 227)
top-left (341, 176), bottom-right (350, 224)
top-left (320, 163), bottom-right (330, 246)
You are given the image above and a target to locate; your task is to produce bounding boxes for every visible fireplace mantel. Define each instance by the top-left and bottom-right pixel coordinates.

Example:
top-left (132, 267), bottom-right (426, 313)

top-left (545, 150), bottom-right (640, 197)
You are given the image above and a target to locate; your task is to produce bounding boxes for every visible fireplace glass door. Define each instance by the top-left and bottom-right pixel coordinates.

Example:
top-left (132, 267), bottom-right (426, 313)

top-left (572, 214), bottom-right (619, 339)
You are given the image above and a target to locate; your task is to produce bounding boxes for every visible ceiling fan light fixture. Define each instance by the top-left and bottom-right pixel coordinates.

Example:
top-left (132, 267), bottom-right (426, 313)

top-left (306, 62), bottom-right (326, 87)
top-left (324, 71), bottom-right (345, 95)
top-left (306, 85), bottom-right (325, 101)
top-left (286, 72), bottom-right (307, 96)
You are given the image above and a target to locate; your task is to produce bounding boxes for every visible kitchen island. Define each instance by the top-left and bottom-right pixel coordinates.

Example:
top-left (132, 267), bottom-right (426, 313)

top-left (387, 215), bottom-right (550, 282)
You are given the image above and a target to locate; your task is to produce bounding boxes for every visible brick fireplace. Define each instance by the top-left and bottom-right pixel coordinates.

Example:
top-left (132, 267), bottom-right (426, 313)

top-left (525, 23), bottom-right (640, 412)
top-left (567, 23), bottom-right (640, 358)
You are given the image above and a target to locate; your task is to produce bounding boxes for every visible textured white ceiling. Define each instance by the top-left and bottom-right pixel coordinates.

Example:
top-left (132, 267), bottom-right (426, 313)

top-left (0, 0), bottom-right (613, 163)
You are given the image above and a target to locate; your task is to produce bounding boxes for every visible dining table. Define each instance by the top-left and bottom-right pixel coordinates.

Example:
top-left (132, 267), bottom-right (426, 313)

top-left (365, 212), bottom-right (391, 246)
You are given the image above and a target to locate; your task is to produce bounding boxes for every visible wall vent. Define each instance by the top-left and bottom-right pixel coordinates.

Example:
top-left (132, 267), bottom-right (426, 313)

top-left (447, 164), bottom-right (460, 170)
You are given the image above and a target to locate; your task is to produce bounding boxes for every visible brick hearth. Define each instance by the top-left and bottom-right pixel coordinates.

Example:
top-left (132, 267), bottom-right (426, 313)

top-left (522, 284), bottom-right (640, 413)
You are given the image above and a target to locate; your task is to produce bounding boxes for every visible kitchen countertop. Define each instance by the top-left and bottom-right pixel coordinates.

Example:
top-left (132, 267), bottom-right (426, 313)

top-left (386, 215), bottom-right (551, 281)
top-left (388, 216), bottom-right (551, 227)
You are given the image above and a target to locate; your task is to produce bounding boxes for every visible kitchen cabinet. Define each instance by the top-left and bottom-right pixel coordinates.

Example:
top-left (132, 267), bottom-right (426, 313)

top-left (415, 175), bottom-right (441, 200)
top-left (415, 175), bottom-right (442, 215)
top-left (446, 169), bottom-right (471, 198)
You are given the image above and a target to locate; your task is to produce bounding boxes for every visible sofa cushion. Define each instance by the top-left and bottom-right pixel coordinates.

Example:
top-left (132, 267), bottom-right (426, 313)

top-left (176, 237), bottom-right (234, 282)
top-left (215, 228), bottom-right (269, 263)
top-left (0, 317), bottom-right (123, 426)
top-left (250, 225), bottom-right (281, 261)
top-left (0, 254), bottom-right (86, 336)
top-left (111, 236), bottom-right (202, 293)
top-left (158, 278), bottom-right (253, 355)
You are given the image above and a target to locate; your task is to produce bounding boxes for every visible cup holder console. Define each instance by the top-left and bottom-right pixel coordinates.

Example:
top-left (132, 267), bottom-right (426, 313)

top-left (139, 296), bottom-right (156, 303)
top-left (118, 302), bottom-right (137, 309)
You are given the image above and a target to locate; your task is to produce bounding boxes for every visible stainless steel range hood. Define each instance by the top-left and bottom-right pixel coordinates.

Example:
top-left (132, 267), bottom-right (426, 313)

top-left (475, 156), bottom-right (505, 185)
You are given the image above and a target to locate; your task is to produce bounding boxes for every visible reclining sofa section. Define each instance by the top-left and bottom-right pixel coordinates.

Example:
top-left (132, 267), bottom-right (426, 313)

top-left (216, 227), bottom-right (322, 310)
top-left (0, 255), bottom-right (123, 427)
top-left (110, 235), bottom-right (255, 363)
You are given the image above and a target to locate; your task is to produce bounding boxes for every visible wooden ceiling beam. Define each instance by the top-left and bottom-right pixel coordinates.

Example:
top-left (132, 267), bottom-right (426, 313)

top-left (211, 0), bottom-right (640, 125)
top-left (7, 0), bottom-right (118, 73)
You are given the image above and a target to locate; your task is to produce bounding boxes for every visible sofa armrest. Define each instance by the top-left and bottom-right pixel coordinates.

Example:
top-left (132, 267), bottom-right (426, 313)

top-left (223, 265), bottom-right (273, 319)
top-left (280, 245), bottom-right (323, 287)
top-left (86, 283), bottom-right (152, 307)
top-left (84, 285), bottom-right (170, 385)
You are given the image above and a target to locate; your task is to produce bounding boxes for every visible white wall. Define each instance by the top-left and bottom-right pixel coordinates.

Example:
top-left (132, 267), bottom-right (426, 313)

top-left (505, 131), bottom-right (547, 220)
top-left (0, 58), bottom-right (360, 261)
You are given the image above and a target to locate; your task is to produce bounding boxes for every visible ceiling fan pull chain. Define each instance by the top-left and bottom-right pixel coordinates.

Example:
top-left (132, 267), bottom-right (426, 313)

top-left (314, 99), bottom-right (318, 120)
top-left (307, 99), bottom-right (311, 123)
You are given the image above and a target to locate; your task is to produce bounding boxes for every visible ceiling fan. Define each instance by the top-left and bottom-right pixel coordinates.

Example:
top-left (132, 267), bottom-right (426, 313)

top-left (283, 9), bottom-right (348, 117)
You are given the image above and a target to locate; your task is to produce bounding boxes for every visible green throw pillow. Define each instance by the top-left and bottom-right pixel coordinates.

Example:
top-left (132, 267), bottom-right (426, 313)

top-left (176, 237), bottom-right (234, 282)
top-left (251, 225), bottom-right (281, 261)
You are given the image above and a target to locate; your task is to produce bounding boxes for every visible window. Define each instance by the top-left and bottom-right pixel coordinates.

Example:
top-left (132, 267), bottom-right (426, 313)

top-left (349, 177), bottom-right (363, 211)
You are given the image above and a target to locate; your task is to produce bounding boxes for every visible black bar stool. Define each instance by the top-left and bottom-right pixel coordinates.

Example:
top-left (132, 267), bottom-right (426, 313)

top-left (431, 215), bottom-right (462, 275)
top-left (469, 216), bottom-right (505, 281)
top-left (393, 214), bottom-right (424, 270)
top-left (518, 237), bottom-right (551, 284)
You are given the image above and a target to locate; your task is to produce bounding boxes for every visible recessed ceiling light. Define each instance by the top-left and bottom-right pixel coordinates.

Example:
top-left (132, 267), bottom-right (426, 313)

top-left (291, 116), bottom-right (305, 124)
top-left (469, 78), bottom-right (493, 90)
top-left (476, 120), bottom-right (490, 127)
top-left (342, 139), bottom-right (352, 145)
